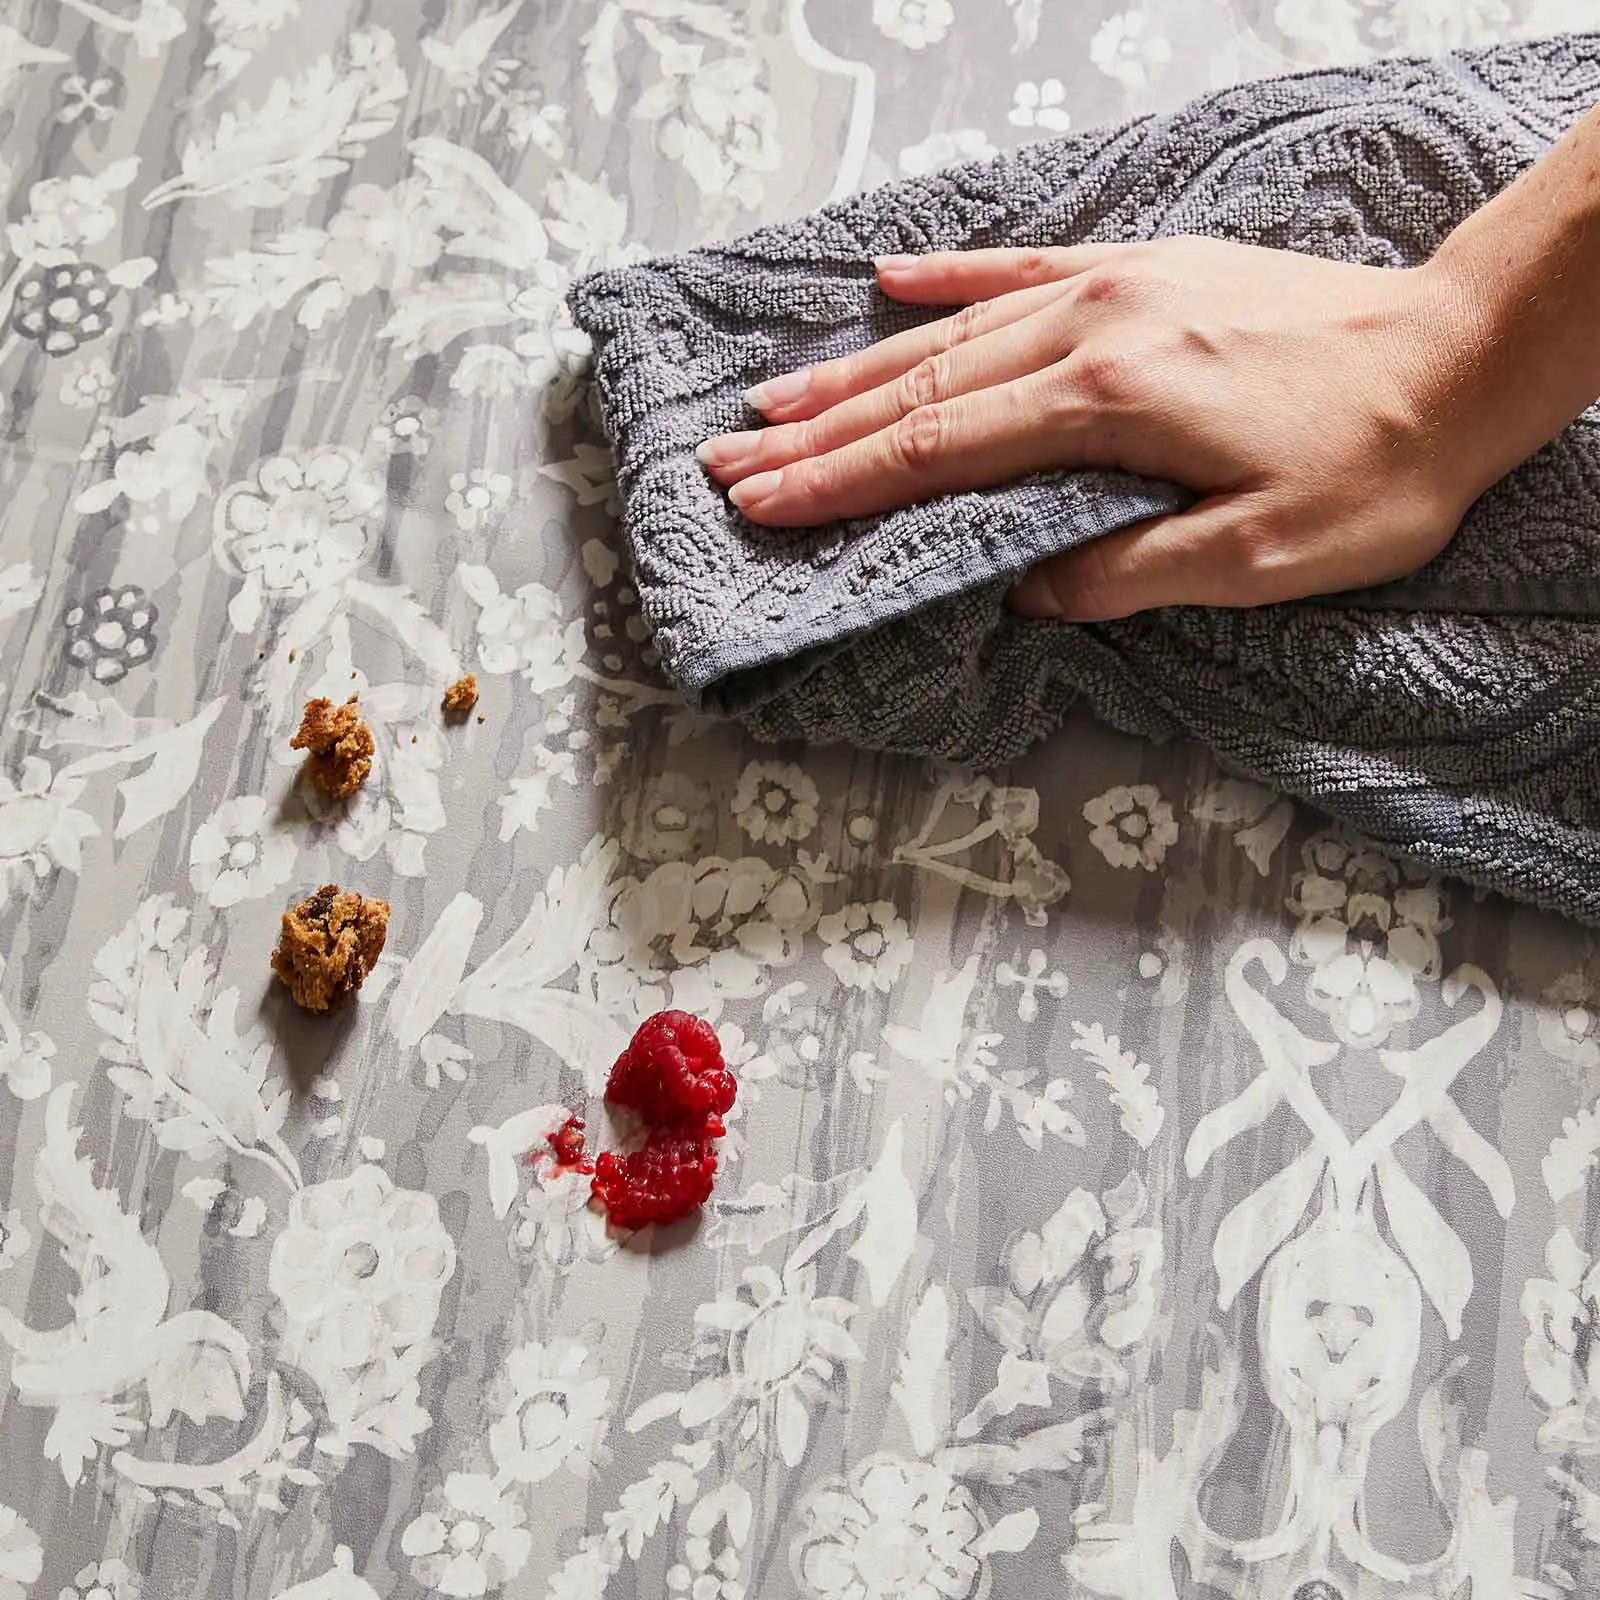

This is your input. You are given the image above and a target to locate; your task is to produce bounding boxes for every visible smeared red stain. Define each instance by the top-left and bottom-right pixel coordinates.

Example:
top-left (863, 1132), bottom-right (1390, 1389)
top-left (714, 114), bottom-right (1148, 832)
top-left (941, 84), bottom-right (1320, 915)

top-left (545, 1115), bottom-right (595, 1175)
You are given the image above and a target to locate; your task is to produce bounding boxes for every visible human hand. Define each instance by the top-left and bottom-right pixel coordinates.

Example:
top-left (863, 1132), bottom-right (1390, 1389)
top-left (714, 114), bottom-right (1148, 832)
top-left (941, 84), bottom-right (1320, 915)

top-left (696, 240), bottom-right (1500, 620)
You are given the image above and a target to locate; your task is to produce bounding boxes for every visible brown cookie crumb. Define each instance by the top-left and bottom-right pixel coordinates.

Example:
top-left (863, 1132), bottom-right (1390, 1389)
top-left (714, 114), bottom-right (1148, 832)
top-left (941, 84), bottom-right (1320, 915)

top-left (441, 674), bottom-right (478, 719)
top-left (272, 884), bottom-right (390, 1013)
top-left (291, 696), bottom-right (374, 801)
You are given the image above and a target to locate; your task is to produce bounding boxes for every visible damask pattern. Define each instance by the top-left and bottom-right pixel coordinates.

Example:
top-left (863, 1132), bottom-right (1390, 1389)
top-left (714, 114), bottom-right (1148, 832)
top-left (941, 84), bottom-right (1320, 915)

top-left (0, 2), bottom-right (1597, 1598)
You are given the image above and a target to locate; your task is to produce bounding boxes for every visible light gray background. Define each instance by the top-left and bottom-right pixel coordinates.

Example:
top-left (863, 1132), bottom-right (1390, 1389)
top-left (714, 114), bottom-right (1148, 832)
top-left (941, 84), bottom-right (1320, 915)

top-left (0, 2), bottom-right (1597, 1597)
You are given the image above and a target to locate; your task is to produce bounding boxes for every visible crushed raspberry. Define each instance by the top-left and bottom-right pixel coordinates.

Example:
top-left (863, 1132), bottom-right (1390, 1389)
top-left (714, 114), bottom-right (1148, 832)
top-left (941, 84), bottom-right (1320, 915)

top-left (590, 1131), bottom-right (720, 1231)
top-left (516, 1013), bottom-right (740, 1231)
top-left (545, 1115), bottom-right (595, 1174)
top-left (605, 1009), bottom-right (736, 1126)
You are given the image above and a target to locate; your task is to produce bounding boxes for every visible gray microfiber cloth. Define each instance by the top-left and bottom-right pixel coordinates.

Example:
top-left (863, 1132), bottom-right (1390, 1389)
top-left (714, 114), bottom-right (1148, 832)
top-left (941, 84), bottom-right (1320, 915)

top-left (570, 33), bottom-right (1600, 925)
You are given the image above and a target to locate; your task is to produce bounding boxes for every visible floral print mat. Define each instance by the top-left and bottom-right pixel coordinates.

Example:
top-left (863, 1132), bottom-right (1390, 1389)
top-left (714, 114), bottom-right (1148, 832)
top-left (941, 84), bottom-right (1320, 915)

top-left (2, 2), bottom-right (1599, 1598)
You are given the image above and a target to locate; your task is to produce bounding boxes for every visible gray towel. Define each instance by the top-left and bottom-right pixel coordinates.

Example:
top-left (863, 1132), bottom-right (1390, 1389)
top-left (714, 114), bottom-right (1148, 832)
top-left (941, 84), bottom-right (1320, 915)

top-left (570, 33), bottom-right (1600, 925)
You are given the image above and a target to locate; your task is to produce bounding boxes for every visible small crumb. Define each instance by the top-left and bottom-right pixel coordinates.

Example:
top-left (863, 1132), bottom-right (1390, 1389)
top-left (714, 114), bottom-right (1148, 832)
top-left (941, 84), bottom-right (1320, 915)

top-left (287, 649), bottom-right (297, 662)
top-left (257, 650), bottom-right (265, 660)
top-left (411, 734), bottom-right (417, 744)
top-left (291, 696), bottom-right (374, 800)
top-left (272, 884), bottom-right (390, 1013)
top-left (441, 674), bottom-right (479, 720)
top-left (476, 714), bottom-right (485, 724)
top-left (350, 671), bottom-right (357, 679)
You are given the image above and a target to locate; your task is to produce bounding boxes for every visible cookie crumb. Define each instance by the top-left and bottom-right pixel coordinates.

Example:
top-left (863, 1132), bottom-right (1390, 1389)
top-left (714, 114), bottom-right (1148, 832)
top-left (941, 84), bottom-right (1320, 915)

top-left (288, 649), bottom-right (297, 662)
top-left (441, 674), bottom-right (478, 719)
top-left (476, 714), bottom-right (485, 724)
top-left (272, 884), bottom-right (389, 1013)
top-left (291, 696), bottom-right (374, 801)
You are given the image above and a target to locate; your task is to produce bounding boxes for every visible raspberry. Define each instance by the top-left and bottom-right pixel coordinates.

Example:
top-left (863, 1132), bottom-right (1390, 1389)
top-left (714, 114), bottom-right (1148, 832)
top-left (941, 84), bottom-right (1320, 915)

top-left (590, 1131), bottom-right (719, 1230)
top-left (545, 1115), bottom-right (594, 1174)
top-left (606, 1010), bottom-right (737, 1126)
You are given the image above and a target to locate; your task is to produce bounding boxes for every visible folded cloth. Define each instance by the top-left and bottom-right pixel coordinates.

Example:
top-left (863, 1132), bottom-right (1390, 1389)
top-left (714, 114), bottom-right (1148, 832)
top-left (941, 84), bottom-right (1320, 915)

top-left (570, 33), bottom-right (1600, 925)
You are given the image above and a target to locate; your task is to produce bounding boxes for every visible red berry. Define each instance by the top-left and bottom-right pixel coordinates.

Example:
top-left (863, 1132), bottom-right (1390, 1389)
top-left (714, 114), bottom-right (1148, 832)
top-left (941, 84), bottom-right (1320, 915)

top-left (590, 1131), bottom-right (718, 1230)
top-left (545, 1115), bottom-right (594, 1174)
top-left (606, 1009), bottom-right (737, 1126)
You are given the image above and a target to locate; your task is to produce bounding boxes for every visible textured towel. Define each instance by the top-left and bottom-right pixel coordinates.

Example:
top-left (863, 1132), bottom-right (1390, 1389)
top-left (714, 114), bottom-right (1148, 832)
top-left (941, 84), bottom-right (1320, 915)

top-left (570, 33), bottom-right (1600, 925)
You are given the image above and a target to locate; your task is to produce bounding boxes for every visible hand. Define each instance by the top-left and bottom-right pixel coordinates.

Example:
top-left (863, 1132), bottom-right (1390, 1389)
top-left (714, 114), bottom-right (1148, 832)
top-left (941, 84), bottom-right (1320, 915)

top-left (696, 240), bottom-right (1499, 620)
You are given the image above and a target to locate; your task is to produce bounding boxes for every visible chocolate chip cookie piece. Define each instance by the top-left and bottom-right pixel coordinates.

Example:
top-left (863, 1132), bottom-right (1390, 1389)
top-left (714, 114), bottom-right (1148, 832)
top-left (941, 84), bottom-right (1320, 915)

top-left (291, 696), bottom-right (374, 800)
top-left (271, 884), bottom-right (390, 1013)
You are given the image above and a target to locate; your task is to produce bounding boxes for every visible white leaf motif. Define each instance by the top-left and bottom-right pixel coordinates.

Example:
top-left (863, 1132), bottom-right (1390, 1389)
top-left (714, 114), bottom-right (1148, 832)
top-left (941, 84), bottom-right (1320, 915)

top-left (1211, 1145), bottom-right (1322, 1311)
top-left (1375, 1150), bottom-right (1471, 1339)
top-left (144, 31), bottom-right (407, 209)
top-left (386, 892), bottom-right (482, 1050)
top-left (891, 1283), bottom-right (951, 1456)
top-left (836, 1121), bottom-right (917, 1306)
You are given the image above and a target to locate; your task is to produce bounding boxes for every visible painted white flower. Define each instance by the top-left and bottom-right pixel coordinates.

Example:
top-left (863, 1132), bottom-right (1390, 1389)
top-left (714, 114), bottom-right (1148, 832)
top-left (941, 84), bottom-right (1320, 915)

top-left (137, 291), bottom-right (192, 328)
top-left (897, 128), bottom-right (997, 177)
top-left (634, 1265), bottom-right (860, 1466)
top-left (130, 0), bottom-right (186, 56)
top-left (584, 856), bottom-right (821, 1020)
top-left (968, 1173), bottom-right (1161, 1417)
top-left (0, 1023), bottom-right (54, 1101)
top-left (321, 179), bottom-right (444, 296)
top-left (0, 1504), bottom-right (41, 1600)
top-left (450, 344), bottom-right (533, 399)
top-left (61, 1560), bottom-right (140, 1600)
top-left (872, 0), bottom-right (954, 50)
top-left (269, 1165), bottom-right (456, 1454)
top-left (1082, 783), bottom-right (1178, 871)
top-left (488, 1339), bottom-right (610, 1485)
top-left (732, 760), bottom-right (819, 846)
top-left (1009, 78), bottom-right (1071, 131)
top-left (791, 1455), bottom-right (997, 1600)
top-left (460, 565), bottom-right (586, 693)
top-left (818, 900), bottom-right (913, 993)
top-left (213, 448), bottom-right (382, 611)
top-left (7, 168), bottom-right (127, 258)
top-left (621, 771), bottom-right (712, 863)
top-left (0, 1210), bottom-right (29, 1272)
top-left (0, 758), bottom-right (100, 898)
top-left (188, 794), bottom-right (297, 908)
top-left (1522, 1226), bottom-right (1600, 1455)
top-left (652, 55), bottom-right (781, 207)
top-left (512, 1165), bottom-right (615, 1270)
top-left (370, 395), bottom-right (438, 458)
top-left (444, 468), bottom-right (513, 533)
top-left (1089, 9), bottom-right (1172, 88)
top-left (402, 1472), bottom-right (532, 1598)
top-left (1538, 972), bottom-right (1599, 1070)
top-left (60, 356), bottom-right (117, 409)
top-left (75, 421), bottom-right (211, 525)
top-left (1287, 832), bottom-right (1447, 1047)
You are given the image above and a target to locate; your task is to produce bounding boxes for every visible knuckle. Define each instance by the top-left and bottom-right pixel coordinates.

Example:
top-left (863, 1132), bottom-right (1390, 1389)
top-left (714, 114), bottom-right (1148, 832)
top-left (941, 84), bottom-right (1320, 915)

top-left (890, 404), bottom-right (945, 471)
top-left (1075, 266), bottom-right (1126, 307)
top-left (1072, 346), bottom-right (1136, 403)
top-left (898, 357), bottom-right (944, 412)
top-left (942, 299), bottom-right (989, 348)
top-left (1013, 248), bottom-right (1066, 285)
top-left (1066, 540), bottom-right (1122, 620)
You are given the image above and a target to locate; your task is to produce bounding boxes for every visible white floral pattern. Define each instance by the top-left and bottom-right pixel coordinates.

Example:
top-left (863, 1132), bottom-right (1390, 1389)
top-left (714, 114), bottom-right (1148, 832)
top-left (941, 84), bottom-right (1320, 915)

top-left (0, 2), bottom-right (1591, 1596)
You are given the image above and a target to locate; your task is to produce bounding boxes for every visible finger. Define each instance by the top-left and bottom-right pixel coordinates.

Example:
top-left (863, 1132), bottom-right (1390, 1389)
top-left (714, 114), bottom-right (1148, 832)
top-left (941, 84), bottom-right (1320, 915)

top-left (702, 297), bottom-right (1076, 486)
top-left (727, 371), bottom-right (1081, 527)
top-left (742, 280), bottom-right (1069, 424)
top-left (1007, 497), bottom-right (1281, 620)
top-left (874, 244), bottom-right (1126, 305)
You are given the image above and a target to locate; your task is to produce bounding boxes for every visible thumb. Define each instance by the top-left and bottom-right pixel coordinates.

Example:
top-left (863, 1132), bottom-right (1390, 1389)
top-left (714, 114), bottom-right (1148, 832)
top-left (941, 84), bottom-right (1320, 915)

top-left (1008, 496), bottom-right (1273, 621)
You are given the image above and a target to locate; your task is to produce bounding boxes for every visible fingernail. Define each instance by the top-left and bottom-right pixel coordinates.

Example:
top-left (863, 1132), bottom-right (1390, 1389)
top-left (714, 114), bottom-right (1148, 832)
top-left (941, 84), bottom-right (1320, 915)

top-left (696, 431), bottom-right (759, 470)
top-left (729, 470), bottom-right (782, 510)
top-left (874, 254), bottom-right (915, 272)
top-left (1008, 568), bottom-right (1063, 619)
top-left (744, 370), bottom-right (809, 412)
